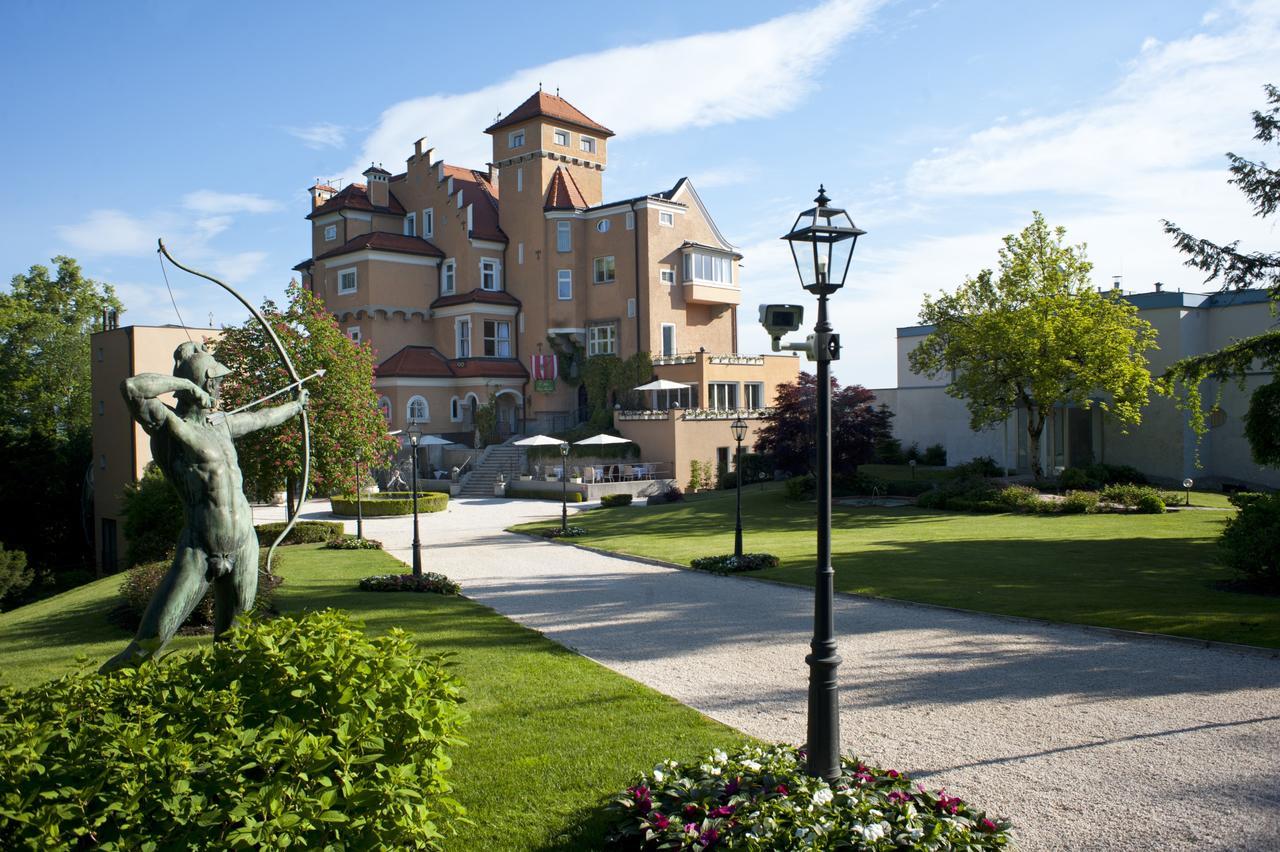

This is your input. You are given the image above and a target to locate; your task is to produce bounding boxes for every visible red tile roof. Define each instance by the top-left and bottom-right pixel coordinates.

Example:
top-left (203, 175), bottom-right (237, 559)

top-left (440, 164), bottom-right (507, 243)
top-left (544, 166), bottom-right (588, 211)
top-left (431, 289), bottom-right (521, 309)
top-left (307, 183), bottom-right (406, 219)
top-left (315, 232), bottom-right (444, 261)
top-left (485, 91), bottom-right (614, 137)
top-left (377, 345), bottom-right (529, 380)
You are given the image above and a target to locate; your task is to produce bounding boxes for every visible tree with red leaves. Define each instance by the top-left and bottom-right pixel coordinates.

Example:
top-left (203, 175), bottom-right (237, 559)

top-left (754, 372), bottom-right (893, 476)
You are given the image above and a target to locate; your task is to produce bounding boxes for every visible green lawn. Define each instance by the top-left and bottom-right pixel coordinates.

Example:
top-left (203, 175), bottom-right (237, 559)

top-left (513, 490), bottom-right (1279, 649)
top-left (0, 546), bottom-right (748, 851)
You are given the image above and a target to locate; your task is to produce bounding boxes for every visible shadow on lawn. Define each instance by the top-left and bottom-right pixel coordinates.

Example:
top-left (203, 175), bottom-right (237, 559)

top-left (0, 592), bottom-right (125, 653)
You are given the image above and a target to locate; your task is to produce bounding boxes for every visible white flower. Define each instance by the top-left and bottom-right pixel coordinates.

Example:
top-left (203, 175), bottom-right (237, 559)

top-left (861, 821), bottom-right (889, 842)
top-left (742, 759), bottom-right (761, 772)
top-left (652, 769), bottom-right (665, 783)
top-left (712, 749), bottom-right (728, 764)
top-left (811, 787), bottom-right (834, 807)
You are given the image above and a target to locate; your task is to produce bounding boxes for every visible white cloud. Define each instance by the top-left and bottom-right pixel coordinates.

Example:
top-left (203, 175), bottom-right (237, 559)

top-left (56, 209), bottom-right (164, 256)
top-left (286, 122), bottom-right (348, 149)
top-left (692, 161), bottom-right (759, 189)
top-left (342, 0), bottom-right (883, 179)
top-left (182, 190), bottom-right (282, 215)
top-left (209, 251), bottom-right (269, 284)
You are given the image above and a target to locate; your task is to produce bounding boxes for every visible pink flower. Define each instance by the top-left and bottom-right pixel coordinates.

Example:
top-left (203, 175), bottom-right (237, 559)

top-left (699, 827), bottom-right (719, 846)
top-left (774, 784), bottom-right (789, 796)
top-left (651, 811), bottom-right (670, 830)
top-left (887, 790), bottom-right (912, 804)
top-left (886, 769), bottom-right (901, 779)
top-left (980, 818), bottom-right (998, 832)
top-left (709, 804), bottom-right (736, 818)
top-left (684, 822), bottom-right (699, 834)
top-left (684, 804), bottom-right (700, 815)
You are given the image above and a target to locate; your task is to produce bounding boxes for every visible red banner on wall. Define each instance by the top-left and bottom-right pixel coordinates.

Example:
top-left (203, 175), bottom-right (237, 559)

top-left (531, 354), bottom-right (557, 381)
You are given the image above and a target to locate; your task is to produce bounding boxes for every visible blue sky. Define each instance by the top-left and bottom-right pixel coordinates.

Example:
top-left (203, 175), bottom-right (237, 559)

top-left (4, 0), bottom-right (1278, 387)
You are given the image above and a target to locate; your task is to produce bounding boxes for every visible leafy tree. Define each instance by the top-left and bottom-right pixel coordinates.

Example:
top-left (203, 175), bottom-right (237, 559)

top-left (1162, 84), bottom-right (1280, 464)
top-left (0, 256), bottom-right (122, 439)
top-left (909, 212), bottom-right (1158, 478)
top-left (754, 372), bottom-right (892, 476)
top-left (121, 462), bottom-right (183, 567)
top-left (212, 283), bottom-right (398, 502)
top-left (0, 429), bottom-right (93, 582)
top-left (0, 543), bottom-right (32, 610)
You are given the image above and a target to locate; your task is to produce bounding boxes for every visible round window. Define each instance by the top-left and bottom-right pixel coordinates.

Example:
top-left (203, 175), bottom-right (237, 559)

top-left (596, 219), bottom-right (611, 233)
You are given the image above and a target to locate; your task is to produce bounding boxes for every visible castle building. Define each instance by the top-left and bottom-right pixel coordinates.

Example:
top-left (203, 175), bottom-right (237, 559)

top-left (294, 90), bottom-right (795, 448)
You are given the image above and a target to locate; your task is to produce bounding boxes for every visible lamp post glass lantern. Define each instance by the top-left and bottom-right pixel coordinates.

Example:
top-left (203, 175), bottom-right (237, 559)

top-left (408, 420), bottom-right (423, 577)
top-left (731, 417), bottom-right (747, 563)
top-left (559, 441), bottom-right (571, 533)
top-left (1183, 477), bottom-right (1194, 507)
top-left (780, 185), bottom-right (864, 782)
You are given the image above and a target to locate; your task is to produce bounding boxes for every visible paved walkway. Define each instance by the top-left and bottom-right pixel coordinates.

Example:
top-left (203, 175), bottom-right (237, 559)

top-left (258, 497), bottom-right (1280, 851)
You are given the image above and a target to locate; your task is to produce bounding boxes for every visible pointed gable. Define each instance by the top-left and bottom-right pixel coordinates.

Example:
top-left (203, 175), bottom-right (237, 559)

top-left (485, 91), bottom-right (614, 137)
top-left (544, 166), bottom-right (588, 211)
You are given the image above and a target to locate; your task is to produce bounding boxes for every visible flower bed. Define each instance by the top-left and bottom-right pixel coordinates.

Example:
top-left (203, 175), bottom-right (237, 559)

top-left (358, 572), bottom-right (460, 595)
top-left (537, 526), bottom-right (588, 538)
top-left (324, 536), bottom-right (384, 550)
top-left (689, 553), bottom-right (780, 574)
top-left (606, 744), bottom-right (1011, 850)
top-left (330, 492), bottom-right (448, 517)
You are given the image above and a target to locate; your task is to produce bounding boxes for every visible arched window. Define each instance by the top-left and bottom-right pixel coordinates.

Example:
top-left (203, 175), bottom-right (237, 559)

top-left (450, 396), bottom-right (462, 422)
top-left (407, 396), bottom-right (429, 423)
top-left (378, 396), bottom-right (391, 424)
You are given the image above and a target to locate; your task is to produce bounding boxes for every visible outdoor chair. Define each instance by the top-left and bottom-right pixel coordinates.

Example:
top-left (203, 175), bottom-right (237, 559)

top-left (583, 466), bottom-right (596, 484)
top-left (621, 464), bottom-right (635, 481)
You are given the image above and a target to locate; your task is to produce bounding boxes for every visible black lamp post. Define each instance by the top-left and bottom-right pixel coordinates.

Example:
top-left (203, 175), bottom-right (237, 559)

top-left (780, 185), bottom-right (865, 781)
top-left (354, 451), bottom-right (365, 540)
top-left (1183, 477), bottom-right (1194, 507)
top-left (408, 420), bottom-right (423, 577)
top-left (731, 416), bottom-right (747, 563)
top-left (559, 441), bottom-right (571, 533)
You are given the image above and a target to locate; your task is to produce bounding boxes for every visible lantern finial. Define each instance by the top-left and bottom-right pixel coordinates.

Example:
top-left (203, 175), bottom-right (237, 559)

top-left (815, 185), bottom-right (830, 206)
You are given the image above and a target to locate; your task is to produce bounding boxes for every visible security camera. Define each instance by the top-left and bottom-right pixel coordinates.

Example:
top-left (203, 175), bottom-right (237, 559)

top-left (759, 304), bottom-right (804, 339)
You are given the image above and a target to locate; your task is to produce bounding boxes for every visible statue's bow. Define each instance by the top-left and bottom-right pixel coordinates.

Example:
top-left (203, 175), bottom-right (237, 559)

top-left (157, 239), bottom-right (310, 575)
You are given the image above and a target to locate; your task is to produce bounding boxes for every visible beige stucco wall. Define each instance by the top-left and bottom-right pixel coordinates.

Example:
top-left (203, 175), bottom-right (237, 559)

top-left (615, 410), bottom-right (769, 488)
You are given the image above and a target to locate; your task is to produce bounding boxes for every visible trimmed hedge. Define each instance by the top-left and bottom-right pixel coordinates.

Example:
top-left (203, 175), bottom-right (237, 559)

top-left (0, 611), bottom-right (466, 849)
top-left (330, 492), bottom-right (448, 517)
top-left (600, 493), bottom-right (633, 508)
top-left (510, 486), bottom-right (585, 502)
top-left (254, 520), bottom-right (343, 546)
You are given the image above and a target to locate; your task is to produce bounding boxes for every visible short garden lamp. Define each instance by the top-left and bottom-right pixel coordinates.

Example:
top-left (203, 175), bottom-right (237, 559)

top-left (559, 441), bottom-right (571, 533)
top-left (408, 420), bottom-right (424, 577)
top-left (779, 186), bottom-right (866, 783)
top-left (730, 416), bottom-right (748, 563)
top-left (1183, 477), bottom-right (1194, 507)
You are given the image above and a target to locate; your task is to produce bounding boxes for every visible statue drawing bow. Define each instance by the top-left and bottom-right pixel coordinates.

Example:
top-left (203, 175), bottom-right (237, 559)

top-left (157, 239), bottom-right (310, 575)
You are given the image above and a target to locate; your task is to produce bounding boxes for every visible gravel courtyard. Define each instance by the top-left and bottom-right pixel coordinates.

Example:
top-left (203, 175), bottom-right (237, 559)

top-left (260, 497), bottom-right (1280, 851)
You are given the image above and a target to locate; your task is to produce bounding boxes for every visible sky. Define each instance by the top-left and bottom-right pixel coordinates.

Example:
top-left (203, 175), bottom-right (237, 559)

top-left (3, 0), bottom-right (1278, 388)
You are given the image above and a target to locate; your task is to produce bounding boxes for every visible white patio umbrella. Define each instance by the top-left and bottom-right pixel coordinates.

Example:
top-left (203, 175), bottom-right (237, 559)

top-left (573, 433), bottom-right (633, 447)
top-left (633, 378), bottom-right (691, 409)
top-left (513, 434), bottom-right (571, 479)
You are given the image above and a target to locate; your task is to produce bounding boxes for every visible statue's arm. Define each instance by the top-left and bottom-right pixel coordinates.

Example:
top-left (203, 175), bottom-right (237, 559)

top-left (121, 374), bottom-right (208, 434)
top-left (226, 390), bottom-right (307, 438)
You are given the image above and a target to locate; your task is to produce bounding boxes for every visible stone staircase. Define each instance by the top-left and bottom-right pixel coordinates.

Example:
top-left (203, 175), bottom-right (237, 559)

top-left (456, 442), bottom-right (525, 497)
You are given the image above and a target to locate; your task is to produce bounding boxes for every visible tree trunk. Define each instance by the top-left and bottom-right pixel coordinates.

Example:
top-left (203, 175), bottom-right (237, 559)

top-left (285, 473), bottom-right (298, 520)
top-left (1027, 410), bottom-right (1046, 479)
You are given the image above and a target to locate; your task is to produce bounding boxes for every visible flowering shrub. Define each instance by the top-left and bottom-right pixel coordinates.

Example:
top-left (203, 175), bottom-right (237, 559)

top-left (119, 561), bottom-right (282, 631)
top-left (606, 744), bottom-right (1011, 850)
top-left (1059, 490), bottom-right (1100, 514)
top-left (689, 554), bottom-right (780, 574)
top-left (1099, 483), bottom-right (1165, 512)
top-left (538, 525), bottom-right (588, 538)
top-left (324, 535), bottom-right (384, 550)
top-left (358, 572), bottom-right (461, 595)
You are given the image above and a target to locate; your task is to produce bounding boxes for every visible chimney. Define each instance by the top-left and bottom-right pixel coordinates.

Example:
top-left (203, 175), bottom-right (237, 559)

top-left (1154, 281), bottom-right (1163, 293)
top-left (414, 137), bottom-right (426, 159)
top-left (309, 181), bottom-right (336, 210)
top-left (1111, 275), bottom-right (1122, 292)
top-left (362, 164), bottom-right (390, 208)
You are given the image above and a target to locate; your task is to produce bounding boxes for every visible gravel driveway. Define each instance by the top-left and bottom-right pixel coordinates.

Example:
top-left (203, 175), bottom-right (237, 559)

top-left (261, 497), bottom-right (1280, 851)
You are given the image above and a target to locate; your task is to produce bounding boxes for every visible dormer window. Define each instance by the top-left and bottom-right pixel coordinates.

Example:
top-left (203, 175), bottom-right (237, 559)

top-left (480, 258), bottom-right (502, 291)
top-left (580, 136), bottom-right (596, 154)
top-left (553, 128), bottom-right (569, 146)
top-left (403, 212), bottom-right (416, 236)
top-left (509, 129), bottom-right (525, 148)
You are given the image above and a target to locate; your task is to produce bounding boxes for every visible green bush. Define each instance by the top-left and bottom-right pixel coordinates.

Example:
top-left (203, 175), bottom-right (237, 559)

top-left (646, 486), bottom-right (685, 506)
top-left (1086, 462), bottom-right (1147, 485)
top-left (0, 611), bottom-right (466, 849)
top-left (324, 535), bottom-right (384, 550)
top-left (1060, 490), bottom-right (1101, 514)
top-left (1100, 483), bottom-right (1165, 512)
top-left (921, 442), bottom-right (947, 466)
top-left (358, 572), bottom-right (462, 595)
top-left (997, 484), bottom-right (1041, 511)
top-left (784, 474), bottom-right (815, 501)
top-left (916, 476), bottom-right (1001, 512)
top-left (1057, 466), bottom-right (1095, 490)
top-left (0, 543), bottom-right (32, 609)
top-left (119, 559), bottom-right (282, 630)
top-left (331, 492), bottom-right (448, 517)
top-left (1221, 492), bottom-right (1280, 589)
top-left (510, 486), bottom-right (585, 502)
top-left (951, 456), bottom-right (1002, 478)
top-left (254, 520), bottom-right (343, 546)
top-left (689, 553), bottom-right (780, 574)
top-left (873, 435), bottom-right (906, 465)
top-left (121, 462), bottom-right (183, 566)
top-left (606, 743), bottom-right (1011, 850)
top-left (601, 493), bottom-right (633, 507)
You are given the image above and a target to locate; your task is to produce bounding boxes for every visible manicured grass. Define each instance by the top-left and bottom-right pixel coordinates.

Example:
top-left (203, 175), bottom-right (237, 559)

top-left (0, 546), bottom-right (748, 851)
top-left (512, 489), bottom-right (1280, 649)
